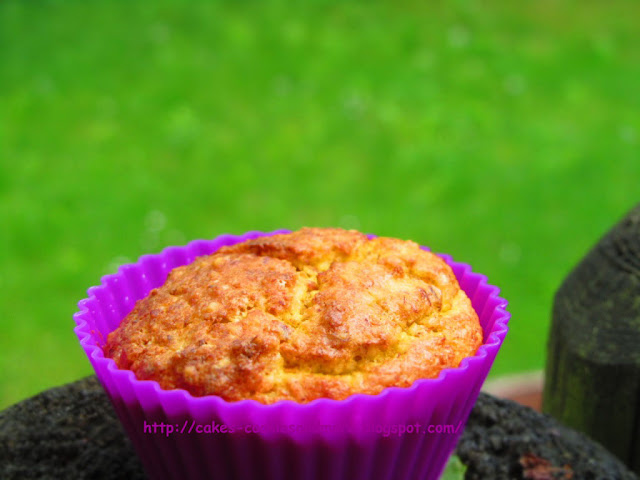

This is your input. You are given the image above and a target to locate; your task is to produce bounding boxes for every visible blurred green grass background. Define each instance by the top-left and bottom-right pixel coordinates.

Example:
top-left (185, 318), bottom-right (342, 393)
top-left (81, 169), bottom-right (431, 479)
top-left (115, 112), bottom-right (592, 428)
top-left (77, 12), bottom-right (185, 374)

top-left (1, 0), bottom-right (638, 410)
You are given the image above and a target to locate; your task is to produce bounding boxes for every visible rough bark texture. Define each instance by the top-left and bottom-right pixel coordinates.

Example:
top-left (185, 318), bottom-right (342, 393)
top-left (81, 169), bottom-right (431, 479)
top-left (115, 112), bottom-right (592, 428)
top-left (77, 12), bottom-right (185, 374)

top-left (1, 376), bottom-right (636, 479)
top-left (543, 203), bottom-right (640, 473)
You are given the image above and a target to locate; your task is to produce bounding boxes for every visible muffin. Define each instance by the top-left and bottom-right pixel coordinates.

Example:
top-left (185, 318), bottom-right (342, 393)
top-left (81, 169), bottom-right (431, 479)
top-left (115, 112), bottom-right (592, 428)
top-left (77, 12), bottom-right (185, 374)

top-left (104, 228), bottom-right (482, 404)
top-left (74, 228), bottom-right (509, 480)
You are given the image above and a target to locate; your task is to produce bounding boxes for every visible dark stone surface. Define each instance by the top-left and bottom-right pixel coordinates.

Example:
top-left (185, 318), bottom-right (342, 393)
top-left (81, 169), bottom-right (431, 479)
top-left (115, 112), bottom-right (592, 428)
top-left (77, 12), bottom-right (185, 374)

top-left (1, 376), bottom-right (637, 480)
top-left (0, 376), bottom-right (145, 480)
top-left (457, 392), bottom-right (637, 480)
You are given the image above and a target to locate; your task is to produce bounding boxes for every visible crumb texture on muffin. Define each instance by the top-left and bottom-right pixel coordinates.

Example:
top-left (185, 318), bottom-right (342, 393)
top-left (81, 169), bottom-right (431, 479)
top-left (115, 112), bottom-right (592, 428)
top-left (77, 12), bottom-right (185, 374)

top-left (104, 228), bottom-right (482, 403)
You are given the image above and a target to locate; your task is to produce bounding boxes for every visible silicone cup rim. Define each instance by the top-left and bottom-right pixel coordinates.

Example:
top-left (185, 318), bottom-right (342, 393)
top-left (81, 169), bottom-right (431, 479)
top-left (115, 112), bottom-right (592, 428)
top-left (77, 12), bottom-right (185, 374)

top-left (73, 229), bottom-right (509, 412)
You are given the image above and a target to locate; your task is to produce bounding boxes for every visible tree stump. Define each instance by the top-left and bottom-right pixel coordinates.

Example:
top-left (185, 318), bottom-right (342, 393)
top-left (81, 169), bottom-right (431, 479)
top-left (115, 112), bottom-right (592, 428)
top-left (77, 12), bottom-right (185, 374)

top-left (543, 203), bottom-right (640, 473)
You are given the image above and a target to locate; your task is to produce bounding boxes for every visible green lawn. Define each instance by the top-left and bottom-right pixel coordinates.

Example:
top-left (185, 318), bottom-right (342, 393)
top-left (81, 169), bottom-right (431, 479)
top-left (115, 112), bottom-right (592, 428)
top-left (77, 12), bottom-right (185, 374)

top-left (1, 0), bottom-right (639, 410)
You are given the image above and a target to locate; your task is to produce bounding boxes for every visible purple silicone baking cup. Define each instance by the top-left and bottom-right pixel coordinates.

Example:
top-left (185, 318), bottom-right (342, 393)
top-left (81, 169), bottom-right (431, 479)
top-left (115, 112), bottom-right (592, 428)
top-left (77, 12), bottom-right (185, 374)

top-left (74, 230), bottom-right (509, 480)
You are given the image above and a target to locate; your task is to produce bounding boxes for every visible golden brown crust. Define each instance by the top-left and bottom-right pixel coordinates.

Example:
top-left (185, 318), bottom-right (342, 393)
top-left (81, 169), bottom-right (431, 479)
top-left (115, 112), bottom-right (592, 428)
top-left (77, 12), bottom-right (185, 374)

top-left (104, 228), bottom-right (482, 403)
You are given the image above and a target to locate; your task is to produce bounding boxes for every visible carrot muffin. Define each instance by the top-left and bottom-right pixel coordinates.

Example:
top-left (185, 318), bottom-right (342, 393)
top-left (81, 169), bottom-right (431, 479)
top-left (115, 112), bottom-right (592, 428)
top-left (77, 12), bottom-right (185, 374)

top-left (104, 228), bottom-right (482, 404)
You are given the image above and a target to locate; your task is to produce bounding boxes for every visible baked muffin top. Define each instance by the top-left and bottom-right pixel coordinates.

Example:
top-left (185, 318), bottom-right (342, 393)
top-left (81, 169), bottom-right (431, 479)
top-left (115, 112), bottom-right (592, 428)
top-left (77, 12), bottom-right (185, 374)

top-left (104, 228), bottom-right (482, 404)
